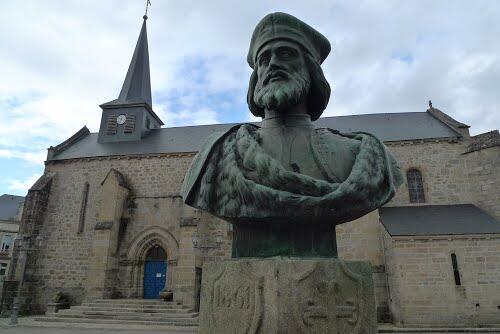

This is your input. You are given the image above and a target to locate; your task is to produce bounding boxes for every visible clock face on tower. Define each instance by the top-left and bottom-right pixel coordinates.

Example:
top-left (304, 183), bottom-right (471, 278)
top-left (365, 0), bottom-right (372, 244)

top-left (116, 114), bottom-right (127, 125)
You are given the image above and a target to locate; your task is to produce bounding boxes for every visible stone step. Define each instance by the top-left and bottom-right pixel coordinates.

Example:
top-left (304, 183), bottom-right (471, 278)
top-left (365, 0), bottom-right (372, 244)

top-left (37, 299), bottom-right (198, 328)
top-left (35, 316), bottom-right (198, 326)
top-left (57, 310), bottom-right (198, 319)
top-left (81, 302), bottom-right (188, 310)
top-left (70, 305), bottom-right (193, 314)
top-left (92, 299), bottom-right (178, 305)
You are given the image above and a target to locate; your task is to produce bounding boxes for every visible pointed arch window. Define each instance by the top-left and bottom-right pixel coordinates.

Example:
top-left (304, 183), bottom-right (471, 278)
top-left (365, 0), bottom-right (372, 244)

top-left (407, 168), bottom-right (425, 203)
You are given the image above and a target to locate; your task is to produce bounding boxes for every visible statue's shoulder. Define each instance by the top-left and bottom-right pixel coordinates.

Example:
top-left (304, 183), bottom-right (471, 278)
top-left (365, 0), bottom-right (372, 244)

top-left (313, 127), bottom-right (361, 152)
top-left (313, 127), bottom-right (403, 187)
top-left (181, 123), bottom-right (248, 202)
top-left (311, 128), bottom-right (361, 182)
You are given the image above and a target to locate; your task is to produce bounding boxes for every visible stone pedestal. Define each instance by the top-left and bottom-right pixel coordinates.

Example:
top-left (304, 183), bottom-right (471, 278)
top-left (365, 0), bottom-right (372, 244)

top-left (232, 222), bottom-right (337, 258)
top-left (199, 257), bottom-right (376, 334)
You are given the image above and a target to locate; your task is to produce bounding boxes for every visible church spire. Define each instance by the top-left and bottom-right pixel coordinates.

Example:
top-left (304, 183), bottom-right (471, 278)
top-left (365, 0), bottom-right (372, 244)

top-left (105, 16), bottom-right (152, 107)
top-left (98, 12), bottom-right (163, 144)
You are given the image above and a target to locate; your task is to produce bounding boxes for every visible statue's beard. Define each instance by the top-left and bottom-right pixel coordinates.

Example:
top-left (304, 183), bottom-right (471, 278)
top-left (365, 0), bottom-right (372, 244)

top-left (253, 69), bottom-right (310, 113)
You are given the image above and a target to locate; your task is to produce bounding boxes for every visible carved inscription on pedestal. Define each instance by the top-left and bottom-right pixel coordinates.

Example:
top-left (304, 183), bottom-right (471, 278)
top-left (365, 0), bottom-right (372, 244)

top-left (200, 259), bottom-right (376, 334)
top-left (201, 264), bottom-right (263, 334)
top-left (213, 284), bottom-right (251, 309)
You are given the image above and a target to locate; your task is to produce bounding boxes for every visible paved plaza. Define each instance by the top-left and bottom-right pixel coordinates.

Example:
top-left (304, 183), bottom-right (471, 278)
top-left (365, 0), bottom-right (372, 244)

top-left (0, 327), bottom-right (195, 334)
top-left (1, 327), bottom-right (499, 334)
top-left (1, 319), bottom-right (500, 334)
top-left (0, 316), bottom-right (198, 333)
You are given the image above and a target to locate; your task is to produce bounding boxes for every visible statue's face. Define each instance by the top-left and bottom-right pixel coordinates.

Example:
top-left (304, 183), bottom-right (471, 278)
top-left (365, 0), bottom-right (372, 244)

top-left (253, 40), bottom-right (311, 113)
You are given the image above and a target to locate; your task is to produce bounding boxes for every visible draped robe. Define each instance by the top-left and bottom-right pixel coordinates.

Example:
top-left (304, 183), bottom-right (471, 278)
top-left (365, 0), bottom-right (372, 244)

top-left (181, 123), bottom-right (403, 225)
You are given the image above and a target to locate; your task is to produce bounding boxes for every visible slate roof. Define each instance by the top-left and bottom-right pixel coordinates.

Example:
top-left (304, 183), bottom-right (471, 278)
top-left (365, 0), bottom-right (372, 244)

top-left (0, 194), bottom-right (24, 221)
top-left (379, 204), bottom-right (500, 236)
top-left (49, 111), bottom-right (460, 161)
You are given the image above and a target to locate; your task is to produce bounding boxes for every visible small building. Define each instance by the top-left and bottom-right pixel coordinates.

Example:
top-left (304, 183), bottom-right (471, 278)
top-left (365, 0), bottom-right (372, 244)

top-left (0, 194), bottom-right (24, 301)
top-left (380, 204), bottom-right (500, 326)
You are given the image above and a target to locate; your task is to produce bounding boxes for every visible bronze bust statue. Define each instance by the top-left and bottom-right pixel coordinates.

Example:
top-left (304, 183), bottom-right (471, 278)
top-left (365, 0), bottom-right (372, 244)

top-left (181, 12), bottom-right (402, 257)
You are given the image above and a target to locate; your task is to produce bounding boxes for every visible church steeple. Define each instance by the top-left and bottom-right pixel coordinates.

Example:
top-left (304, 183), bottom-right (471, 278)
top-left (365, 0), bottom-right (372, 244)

top-left (98, 15), bottom-right (163, 144)
top-left (103, 16), bottom-right (152, 108)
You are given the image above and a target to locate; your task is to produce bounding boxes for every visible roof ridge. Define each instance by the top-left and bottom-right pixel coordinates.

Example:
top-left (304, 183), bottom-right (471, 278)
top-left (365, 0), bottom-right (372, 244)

top-left (47, 126), bottom-right (90, 159)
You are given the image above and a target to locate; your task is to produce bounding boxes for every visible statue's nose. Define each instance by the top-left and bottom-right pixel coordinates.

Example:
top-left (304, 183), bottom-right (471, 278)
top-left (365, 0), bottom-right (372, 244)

top-left (268, 53), bottom-right (281, 68)
top-left (269, 63), bottom-right (280, 71)
top-left (268, 56), bottom-right (284, 71)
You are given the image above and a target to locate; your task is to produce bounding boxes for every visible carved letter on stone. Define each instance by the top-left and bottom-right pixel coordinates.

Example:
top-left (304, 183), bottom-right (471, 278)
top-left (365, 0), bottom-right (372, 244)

top-left (202, 265), bottom-right (263, 334)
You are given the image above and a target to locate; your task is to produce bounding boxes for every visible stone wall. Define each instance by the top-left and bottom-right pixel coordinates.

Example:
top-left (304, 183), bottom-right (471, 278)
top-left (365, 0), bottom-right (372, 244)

top-left (464, 145), bottom-right (500, 220)
top-left (2, 174), bottom-right (52, 314)
top-left (336, 211), bottom-right (390, 321)
top-left (336, 138), bottom-right (500, 323)
top-left (382, 229), bottom-right (500, 327)
top-left (25, 153), bottom-right (212, 310)
top-left (386, 140), bottom-right (471, 206)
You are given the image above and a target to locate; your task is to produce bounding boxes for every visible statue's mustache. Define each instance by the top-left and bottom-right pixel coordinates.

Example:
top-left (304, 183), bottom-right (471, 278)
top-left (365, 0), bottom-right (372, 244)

top-left (263, 69), bottom-right (289, 85)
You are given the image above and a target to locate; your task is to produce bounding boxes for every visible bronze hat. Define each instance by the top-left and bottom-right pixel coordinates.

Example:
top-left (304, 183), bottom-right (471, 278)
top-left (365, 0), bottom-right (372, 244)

top-left (247, 12), bottom-right (331, 69)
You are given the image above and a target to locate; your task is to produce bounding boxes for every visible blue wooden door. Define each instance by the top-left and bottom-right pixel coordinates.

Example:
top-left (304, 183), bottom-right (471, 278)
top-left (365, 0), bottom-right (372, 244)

top-left (144, 260), bottom-right (167, 299)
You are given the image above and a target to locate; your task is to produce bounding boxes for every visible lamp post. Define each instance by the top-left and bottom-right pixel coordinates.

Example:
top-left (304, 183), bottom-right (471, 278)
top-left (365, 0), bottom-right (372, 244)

top-left (8, 234), bottom-right (43, 326)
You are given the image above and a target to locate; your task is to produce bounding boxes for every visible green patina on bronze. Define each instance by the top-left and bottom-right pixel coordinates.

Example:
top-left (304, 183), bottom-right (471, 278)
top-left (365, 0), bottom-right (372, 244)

top-left (181, 12), bottom-right (403, 258)
top-left (182, 124), bottom-right (401, 223)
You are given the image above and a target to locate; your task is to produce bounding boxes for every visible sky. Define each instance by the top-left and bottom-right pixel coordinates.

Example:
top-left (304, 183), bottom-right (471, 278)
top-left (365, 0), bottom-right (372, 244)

top-left (1, 0), bottom-right (499, 196)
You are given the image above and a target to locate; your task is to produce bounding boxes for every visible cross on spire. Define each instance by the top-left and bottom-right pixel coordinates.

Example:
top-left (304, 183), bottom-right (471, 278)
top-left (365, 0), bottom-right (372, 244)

top-left (144, 0), bottom-right (151, 19)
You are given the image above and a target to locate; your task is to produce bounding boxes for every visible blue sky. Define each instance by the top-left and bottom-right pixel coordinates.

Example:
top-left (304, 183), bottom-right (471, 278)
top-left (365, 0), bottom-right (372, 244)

top-left (1, 0), bottom-right (499, 196)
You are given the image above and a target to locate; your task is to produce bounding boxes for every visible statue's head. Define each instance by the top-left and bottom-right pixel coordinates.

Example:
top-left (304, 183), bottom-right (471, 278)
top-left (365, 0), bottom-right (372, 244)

top-left (247, 12), bottom-right (331, 121)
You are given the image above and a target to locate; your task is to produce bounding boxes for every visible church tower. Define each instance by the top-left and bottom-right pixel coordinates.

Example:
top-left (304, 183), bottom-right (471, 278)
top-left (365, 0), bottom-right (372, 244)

top-left (97, 15), bottom-right (163, 143)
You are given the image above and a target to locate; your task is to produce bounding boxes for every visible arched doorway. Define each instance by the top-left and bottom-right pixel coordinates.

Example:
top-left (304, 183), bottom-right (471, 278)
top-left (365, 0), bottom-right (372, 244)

top-left (143, 245), bottom-right (167, 299)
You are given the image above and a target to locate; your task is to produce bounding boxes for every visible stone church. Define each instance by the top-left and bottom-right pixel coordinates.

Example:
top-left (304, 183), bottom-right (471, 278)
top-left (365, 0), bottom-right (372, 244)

top-left (2, 17), bottom-right (500, 328)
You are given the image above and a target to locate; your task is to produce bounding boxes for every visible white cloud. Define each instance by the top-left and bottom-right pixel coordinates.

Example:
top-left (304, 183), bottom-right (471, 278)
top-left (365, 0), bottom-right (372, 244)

top-left (7, 173), bottom-right (42, 195)
top-left (0, 0), bottom-right (499, 156)
top-left (0, 149), bottom-right (46, 165)
top-left (159, 106), bottom-right (219, 127)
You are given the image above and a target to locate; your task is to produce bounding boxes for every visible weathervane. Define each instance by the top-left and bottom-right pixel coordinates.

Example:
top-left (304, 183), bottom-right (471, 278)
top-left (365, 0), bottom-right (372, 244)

top-left (144, 0), bottom-right (151, 20)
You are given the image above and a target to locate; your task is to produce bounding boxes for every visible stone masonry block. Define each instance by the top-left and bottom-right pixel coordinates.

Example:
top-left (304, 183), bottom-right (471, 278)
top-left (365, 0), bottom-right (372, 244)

top-left (199, 257), bottom-right (376, 334)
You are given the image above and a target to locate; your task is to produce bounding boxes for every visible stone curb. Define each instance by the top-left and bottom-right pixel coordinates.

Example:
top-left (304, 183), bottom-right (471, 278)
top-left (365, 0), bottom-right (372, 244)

top-left (2, 318), bottom-right (499, 333)
top-left (0, 316), bottom-right (198, 332)
top-left (378, 325), bottom-right (500, 333)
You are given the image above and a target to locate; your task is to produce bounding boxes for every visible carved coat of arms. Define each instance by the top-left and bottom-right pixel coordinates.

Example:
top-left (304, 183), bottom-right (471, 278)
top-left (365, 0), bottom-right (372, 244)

top-left (291, 262), bottom-right (366, 334)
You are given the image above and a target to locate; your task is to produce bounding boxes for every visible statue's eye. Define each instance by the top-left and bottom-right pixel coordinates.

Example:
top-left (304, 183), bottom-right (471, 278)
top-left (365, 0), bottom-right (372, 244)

top-left (258, 54), bottom-right (270, 66)
top-left (280, 50), bottom-right (291, 57)
top-left (279, 48), bottom-right (295, 58)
